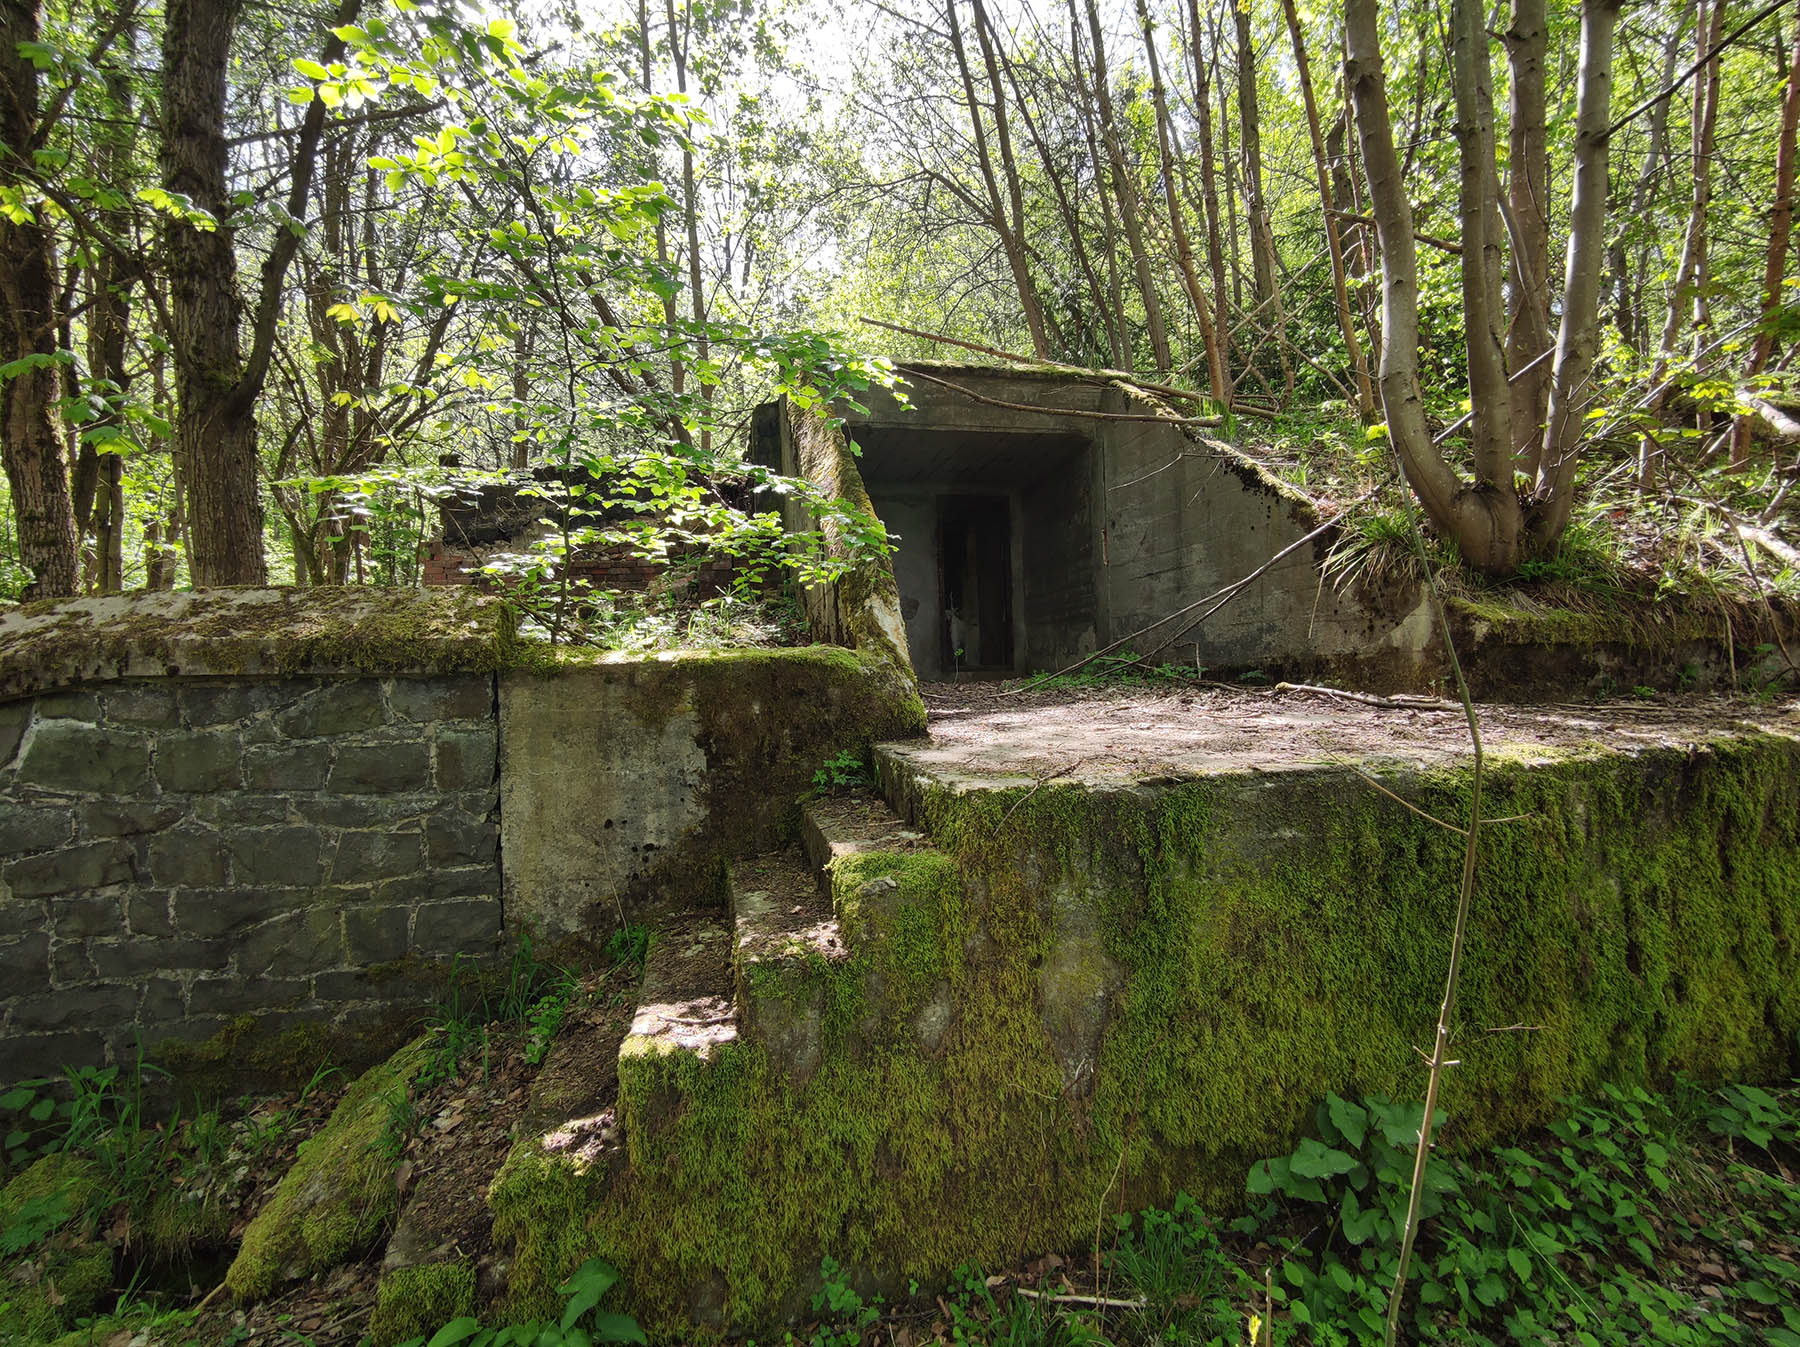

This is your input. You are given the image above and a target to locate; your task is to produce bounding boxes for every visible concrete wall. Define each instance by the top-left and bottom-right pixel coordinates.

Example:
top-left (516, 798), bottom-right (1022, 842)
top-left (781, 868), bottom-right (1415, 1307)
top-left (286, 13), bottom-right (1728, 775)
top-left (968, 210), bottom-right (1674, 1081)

top-left (499, 648), bottom-right (926, 939)
top-left (829, 365), bottom-right (1427, 682)
top-left (0, 674), bottom-right (502, 1085)
top-left (0, 589), bottom-right (925, 1087)
top-left (1089, 387), bottom-right (1409, 673)
top-left (1019, 465), bottom-right (1098, 672)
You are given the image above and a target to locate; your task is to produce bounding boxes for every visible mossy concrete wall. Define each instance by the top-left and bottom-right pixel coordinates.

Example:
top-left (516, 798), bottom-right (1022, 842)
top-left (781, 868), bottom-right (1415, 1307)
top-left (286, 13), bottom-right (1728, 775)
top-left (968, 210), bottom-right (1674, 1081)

top-left (501, 730), bottom-right (1800, 1334)
top-left (499, 646), bottom-right (924, 939)
top-left (0, 591), bottom-right (925, 1083)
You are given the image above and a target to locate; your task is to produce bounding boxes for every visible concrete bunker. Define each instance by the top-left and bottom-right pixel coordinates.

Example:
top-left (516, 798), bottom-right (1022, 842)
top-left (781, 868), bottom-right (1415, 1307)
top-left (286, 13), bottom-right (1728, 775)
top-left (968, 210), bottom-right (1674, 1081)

top-left (757, 361), bottom-right (1433, 682)
top-left (854, 425), bottom-right (1094, 676)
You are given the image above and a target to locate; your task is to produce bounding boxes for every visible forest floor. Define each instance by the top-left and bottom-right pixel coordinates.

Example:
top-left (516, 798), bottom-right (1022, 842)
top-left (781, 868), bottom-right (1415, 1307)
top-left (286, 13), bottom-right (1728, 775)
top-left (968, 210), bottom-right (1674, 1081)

top-left (912, 680), bottom-right (1800, 784)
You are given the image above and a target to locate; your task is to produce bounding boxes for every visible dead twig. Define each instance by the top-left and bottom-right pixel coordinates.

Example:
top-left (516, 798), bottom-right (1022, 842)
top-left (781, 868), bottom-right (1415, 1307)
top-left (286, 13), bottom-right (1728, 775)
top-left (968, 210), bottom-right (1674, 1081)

top-left (992, 760), bottom-right (1088, 837)
top-left (1014, 1286), bottom-right (1148, 1310)
top-left (1275, 681), bottom-right (1457, 709)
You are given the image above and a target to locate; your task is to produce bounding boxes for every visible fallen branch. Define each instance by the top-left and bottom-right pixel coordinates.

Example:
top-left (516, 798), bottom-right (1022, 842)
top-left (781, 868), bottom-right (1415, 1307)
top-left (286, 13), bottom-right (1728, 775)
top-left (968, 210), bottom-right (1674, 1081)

top-left (1275, 681), bottom-right (1456, 709)
top-left (902, 367), bottom-right (1224, 428)
top-left (1014, 1286), bottom-right (1148, 1311)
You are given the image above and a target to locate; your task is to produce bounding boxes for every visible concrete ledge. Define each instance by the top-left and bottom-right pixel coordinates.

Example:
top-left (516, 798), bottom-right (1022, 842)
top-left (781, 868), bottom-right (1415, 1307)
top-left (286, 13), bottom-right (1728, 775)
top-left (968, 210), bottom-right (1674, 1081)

top-left (0, 588), bottom-right (519, 703)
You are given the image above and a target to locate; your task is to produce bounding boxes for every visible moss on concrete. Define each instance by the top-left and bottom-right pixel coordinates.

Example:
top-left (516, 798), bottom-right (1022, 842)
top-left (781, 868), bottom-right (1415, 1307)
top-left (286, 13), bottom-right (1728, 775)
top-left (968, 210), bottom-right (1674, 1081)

top-left (367, 1260), bottom-right (478, 1346)
top-left (225, 1036), bottom-right (432, 1301)
top-left (486, 733), bottom-right (1800, 1336)
top-left (0, 587), bottom-right (525, 701)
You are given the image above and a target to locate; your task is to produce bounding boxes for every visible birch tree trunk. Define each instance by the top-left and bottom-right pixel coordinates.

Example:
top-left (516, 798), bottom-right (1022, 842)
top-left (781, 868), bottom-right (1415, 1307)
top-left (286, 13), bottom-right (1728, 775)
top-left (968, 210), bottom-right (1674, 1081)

top-left (1234, 3), bottom-right (1292, 395)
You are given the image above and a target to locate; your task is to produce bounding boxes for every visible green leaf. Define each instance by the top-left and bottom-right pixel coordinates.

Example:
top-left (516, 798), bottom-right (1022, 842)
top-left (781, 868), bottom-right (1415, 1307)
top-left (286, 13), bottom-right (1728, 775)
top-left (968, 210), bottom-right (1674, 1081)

top-left (292, 57), bottom-right (330, 79)
top-left (588, 1313), bottom-right (645, 1345)
top-left (0, 1088), bottom-right (35, 1110)
top-left (558, 1258), bottom-right (621, 1330)
top-left (1506, 1246), bottom-right (1531, 1283)
top-left (425, 1318), bottom-right (481, 1347)
top-left (1289, 1137), bottom-right (1358, 1180)
top-left (1326, 1095), bottom-right (1368, 1149)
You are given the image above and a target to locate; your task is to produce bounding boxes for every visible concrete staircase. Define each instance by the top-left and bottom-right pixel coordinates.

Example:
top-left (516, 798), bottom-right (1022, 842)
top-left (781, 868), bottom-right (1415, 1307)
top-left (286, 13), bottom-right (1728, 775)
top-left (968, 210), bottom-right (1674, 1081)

top-left (620, 788), bottom-right (936, 1092)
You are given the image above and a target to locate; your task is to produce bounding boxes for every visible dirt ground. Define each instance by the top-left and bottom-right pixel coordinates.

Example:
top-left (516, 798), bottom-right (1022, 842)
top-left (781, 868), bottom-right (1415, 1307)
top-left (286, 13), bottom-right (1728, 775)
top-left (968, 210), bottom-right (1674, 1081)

top-left (908, 680), bottom-right (1800, 784)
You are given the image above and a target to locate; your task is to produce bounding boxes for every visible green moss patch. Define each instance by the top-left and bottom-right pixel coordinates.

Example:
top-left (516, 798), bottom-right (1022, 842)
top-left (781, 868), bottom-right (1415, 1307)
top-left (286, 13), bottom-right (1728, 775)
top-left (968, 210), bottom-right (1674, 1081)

top-left (368, 1260), bottom-right (478, 1346)
top-left (225, 1036), bottom-right (432, 1301)
top-left (487, 734), bottom-right (1800, 1335)
top-left (0, 1156), bottom-right (113, 1345)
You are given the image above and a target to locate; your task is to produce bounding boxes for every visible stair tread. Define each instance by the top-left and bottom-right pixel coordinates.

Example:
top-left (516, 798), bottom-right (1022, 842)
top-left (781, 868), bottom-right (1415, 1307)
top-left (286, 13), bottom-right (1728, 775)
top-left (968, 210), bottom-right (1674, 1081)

top-left (625, 909), bottom-right (737, 1059)
top-left (801, 793), bottom-right (932, 876)
top-left (731, 849), bottom-right (846, 966)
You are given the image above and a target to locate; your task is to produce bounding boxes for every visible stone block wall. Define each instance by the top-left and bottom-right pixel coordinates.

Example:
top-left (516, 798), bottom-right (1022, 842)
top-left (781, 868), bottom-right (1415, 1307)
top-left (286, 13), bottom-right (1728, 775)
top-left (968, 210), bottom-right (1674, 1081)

top-left (0, 675), bottom-right (502, 1084)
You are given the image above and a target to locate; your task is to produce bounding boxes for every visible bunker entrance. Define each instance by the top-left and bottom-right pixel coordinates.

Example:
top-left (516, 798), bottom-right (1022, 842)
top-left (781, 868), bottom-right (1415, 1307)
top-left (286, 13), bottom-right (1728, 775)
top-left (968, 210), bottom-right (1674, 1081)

top-left (936, 494), bottom-right (1012, 674)
top-left (856, 427), bottom-right (1095, 676)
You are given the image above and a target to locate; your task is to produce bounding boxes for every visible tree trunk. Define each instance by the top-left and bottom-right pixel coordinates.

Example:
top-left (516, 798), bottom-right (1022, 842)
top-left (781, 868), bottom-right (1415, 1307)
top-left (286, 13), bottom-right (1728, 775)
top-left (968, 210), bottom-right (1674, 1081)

top-left (1505, 0), bottom-right (1554, 463)
top-left (1281, 0), bottom-right (1375, 421)
top-left (1607, 17), bottom-right (1684, 360)
top-left (1000, 40), bottom-right (1119, 364)
top-left (1732, 0), bottom-right (1800, 464)
top-left (638, 0), bottom-right (681, 399)
top-left (1232, 3), bottom-right (1292, 396)
top-left (1183, 0), bottom-right (1232, 398)
top-left (947, 0), bottom-right (1050, 358)
top-left (0, 0), bottom-right (80, 598)
top-left (665, 0), bottom-right (712, 453)
top-left (1345, 0), bottom-right (1522, 573)
top-left (1070, 4), bottom-right (1127, 368)
top-left (161, 0), bottom-right (266, 585)
top-left (1530, 0), bottom-right (1625, 549)
top-left (1080, 0), bottom-right (1171, 372)
top-left (1451, 0), bottom-right (1517, 491)
top-left (1137, 0), bottom-right (1225, 401)
top-left (162, 0), bottom-right (359, 586)
top-left (1636, 0), bottom-right (1725, 491)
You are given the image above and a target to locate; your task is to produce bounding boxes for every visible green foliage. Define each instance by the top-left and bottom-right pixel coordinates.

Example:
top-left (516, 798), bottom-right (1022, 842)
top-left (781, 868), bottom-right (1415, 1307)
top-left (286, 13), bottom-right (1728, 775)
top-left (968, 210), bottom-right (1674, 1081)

top-left (1234, 1083), bottom-right (1800, 1344)
top-left (393, 1257), bottom-right (645, 1347)
top-left (603, 923), bottom-right (651, 972)
top-left (810, 748), bottom-right (870, 795)
top-left (1021, 649), bottom-right (1207, 693)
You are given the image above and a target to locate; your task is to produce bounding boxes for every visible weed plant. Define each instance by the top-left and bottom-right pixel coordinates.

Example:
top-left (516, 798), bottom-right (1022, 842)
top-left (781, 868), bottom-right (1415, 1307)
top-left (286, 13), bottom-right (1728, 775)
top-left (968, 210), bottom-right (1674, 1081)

top-left (768, 1080), bottom-right (1799, 1346)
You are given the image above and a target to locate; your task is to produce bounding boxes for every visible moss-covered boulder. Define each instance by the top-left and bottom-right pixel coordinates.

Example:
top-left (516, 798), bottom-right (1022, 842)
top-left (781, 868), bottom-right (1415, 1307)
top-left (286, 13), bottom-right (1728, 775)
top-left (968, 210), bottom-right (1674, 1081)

top-left (367, 1260), bottom-right (477, 1346)
top-left (0, 1155), bottom-right (114, 1345)
top-left (226, 1036), bottom-right (432, 1300)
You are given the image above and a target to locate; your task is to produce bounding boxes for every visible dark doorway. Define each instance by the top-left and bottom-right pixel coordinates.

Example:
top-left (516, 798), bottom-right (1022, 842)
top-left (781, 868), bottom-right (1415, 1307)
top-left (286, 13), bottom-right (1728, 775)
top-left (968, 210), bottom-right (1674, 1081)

top-left (937, 494), bottom-right (1013, 673)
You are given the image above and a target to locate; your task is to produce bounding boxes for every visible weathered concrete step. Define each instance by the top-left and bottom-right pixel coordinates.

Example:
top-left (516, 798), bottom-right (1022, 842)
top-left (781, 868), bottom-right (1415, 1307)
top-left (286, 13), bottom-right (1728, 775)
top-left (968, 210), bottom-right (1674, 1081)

top-left (800, 792), bottom-right (932, 877)
top-left (621, 909), bottom-right (737, 1066)
top-left (729, 849), bottom-right (848, 1084)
